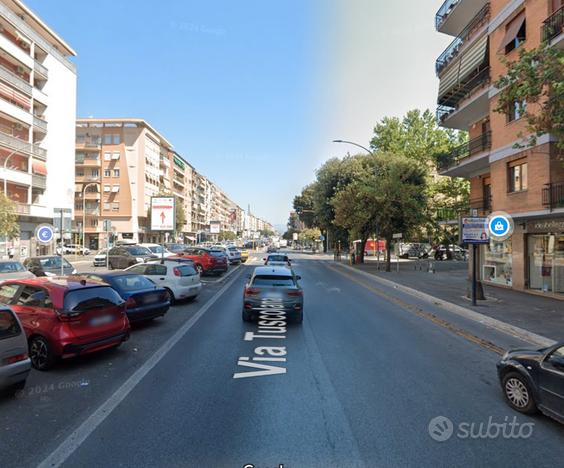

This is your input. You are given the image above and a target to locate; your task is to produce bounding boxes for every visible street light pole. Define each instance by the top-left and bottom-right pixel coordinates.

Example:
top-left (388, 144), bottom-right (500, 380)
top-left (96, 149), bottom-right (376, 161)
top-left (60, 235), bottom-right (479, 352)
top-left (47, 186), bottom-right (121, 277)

top-left (332, 140), bottom-right (374, 156)
top-left (82, 182), bottom-right (99, 256)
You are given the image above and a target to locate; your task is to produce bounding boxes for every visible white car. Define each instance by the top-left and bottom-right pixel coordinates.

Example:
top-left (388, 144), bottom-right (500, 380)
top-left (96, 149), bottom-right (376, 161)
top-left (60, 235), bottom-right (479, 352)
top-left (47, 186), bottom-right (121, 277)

top-left (125, 259), bottom-right (202, 303)
top-left (92, 249), bottom-right (107, 267)
top-left (212, 245), bottom-right (241, 264)
top-left (56, 244), bottom-right (91, 255)
top-left (138, 243), bottom-right (176, 258)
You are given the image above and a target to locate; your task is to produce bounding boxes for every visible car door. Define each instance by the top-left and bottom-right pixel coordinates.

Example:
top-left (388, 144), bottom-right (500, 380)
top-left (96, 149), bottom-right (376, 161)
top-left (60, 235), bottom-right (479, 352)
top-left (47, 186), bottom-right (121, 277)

top-left (11, 285), bottom-right (55, 337)
top-left (144, 264), bottom-right (168, 289)
top-left (539, 345), bottom-right (564, 419)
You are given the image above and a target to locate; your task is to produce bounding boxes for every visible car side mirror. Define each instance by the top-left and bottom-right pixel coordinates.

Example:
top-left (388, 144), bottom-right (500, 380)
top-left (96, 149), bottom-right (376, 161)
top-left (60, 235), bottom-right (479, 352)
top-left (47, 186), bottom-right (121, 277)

top-left (296, 275), bottom-right (301, 280)
top-left (549, 355), bottom-right (564, 370)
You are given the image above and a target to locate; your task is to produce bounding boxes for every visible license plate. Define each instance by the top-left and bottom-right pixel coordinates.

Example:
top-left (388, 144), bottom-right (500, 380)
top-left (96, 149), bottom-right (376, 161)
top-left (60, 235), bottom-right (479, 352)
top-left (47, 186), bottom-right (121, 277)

top-left (90, 315), bottom-right (114, 326)
top-left (145, 294), bottom-right (159, 304)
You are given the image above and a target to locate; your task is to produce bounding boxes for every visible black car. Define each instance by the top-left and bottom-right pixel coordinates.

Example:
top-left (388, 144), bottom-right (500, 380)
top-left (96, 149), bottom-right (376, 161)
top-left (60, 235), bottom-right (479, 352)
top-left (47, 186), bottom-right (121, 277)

top-left (107, 245), bottom-right (158, 270)
top-left (73, 272), bottom-right (170, 323)
top-left (497, 342), bottom-right (564, 423)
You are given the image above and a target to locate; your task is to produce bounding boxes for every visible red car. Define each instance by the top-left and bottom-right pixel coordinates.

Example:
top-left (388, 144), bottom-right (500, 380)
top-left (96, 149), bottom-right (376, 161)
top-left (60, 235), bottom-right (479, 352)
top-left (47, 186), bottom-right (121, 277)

top-left (0, 277), bottom-right (130, 370)
top-left (172, 248), bottom-right (228, 276)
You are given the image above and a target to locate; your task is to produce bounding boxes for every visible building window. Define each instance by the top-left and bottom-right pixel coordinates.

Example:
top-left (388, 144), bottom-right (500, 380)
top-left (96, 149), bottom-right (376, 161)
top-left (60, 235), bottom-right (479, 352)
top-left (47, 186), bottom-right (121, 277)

top-left (104, 169), bottom-right (111, 177)
top-left (103, 202), bottom-right (110, 210)
top-left (508, 160), bottom-right (528, 192)
top-left (112, 202), bottom-right (119, 211)
top-left (90, 219), bottom-right (98, 227)
top-left (104, 152), bottom-right (111, 161)
top-left (113, 169), bottom-right (120, 177)
top-left (76, 169), bottom-right (84, 177)
top-left (112, 152), bottom-right (120, 160)
top-left (103, 134), bottom-right (112, 145)
top-left (91, 169), bottom-right (99, 177)
top-left (507, 100), bottom-right (526, 123)
top-left (104, 185), bottom-right (111, 192)
top-left (505, 19), bottom-right (526, 54)
top-left (112, 185), bottom-right (120, 192)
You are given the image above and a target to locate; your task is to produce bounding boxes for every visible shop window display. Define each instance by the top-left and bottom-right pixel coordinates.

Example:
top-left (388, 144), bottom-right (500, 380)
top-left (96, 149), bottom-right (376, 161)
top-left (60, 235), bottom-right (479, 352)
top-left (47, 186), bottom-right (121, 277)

top-left (482, 239), bottom-right (513, 286)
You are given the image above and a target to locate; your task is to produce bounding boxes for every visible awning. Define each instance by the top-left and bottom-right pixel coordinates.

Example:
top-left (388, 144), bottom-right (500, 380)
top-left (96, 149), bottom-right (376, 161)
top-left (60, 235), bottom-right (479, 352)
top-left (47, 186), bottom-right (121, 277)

top-left (498, 11), bottom-right (525, 53)
top-left (31, 159), bottom-right (47, 175)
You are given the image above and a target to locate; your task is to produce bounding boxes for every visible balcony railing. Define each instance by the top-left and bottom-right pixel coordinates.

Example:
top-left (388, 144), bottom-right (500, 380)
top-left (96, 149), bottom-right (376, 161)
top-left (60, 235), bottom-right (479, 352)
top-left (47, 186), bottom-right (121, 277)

top-left (31, 174), bottom-right (46, 189)
top-left (0, 65), bottom-right (32, 95)
top-left (34, 60), bottom-right (48, 78)
top-left (436, 4), bottom-right (490, 75)
top-left (543, 7), bottom-right (564, 43)
top-left (542, 182), bottom-right (564, 211)
top-left (33, 116), bottom-right (47, 132)
top-left (435, 0), bottom-right (462, 30)
top-left (437, 67), bottom-right (491, 123)
top-left (14, 202), bottom-right (30, 214)
top-left (437, 131), bottom-right (492, 172)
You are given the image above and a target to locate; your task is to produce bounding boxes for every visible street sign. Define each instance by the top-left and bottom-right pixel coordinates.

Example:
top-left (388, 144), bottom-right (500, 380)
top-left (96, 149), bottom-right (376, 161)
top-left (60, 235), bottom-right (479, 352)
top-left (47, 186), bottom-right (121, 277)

top-left (293, 233), bottom-right (298, 241)
top-left (462, 217), bottom-right (489, 244)
top-left (151, 197), bottom-right (175, 231)
top-left (319, 234), bottom-right (325, 241)
top-left (35, 224), bottom-right (55, 244)
top-left (210, 221), bottom-right (220, 234)
top-left (488, 212), bottom-right (514, 241)
top-left (392, 233), bottom-right (403, 239)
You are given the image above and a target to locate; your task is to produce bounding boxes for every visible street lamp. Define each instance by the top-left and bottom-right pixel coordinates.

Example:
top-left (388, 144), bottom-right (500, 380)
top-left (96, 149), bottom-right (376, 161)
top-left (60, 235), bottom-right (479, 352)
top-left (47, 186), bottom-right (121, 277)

top-left (82, 182), bottom-right (99, 255)
top-left (332, 140), bottom-right (374, 156)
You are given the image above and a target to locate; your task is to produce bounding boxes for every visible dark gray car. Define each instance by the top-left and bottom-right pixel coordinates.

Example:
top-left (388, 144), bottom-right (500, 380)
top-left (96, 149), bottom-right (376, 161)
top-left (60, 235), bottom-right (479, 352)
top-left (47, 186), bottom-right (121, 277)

top-left (23, 256), bottom-right (76, 277)
top-left (108, 245), bottom-right (158, 270)
top-left (242, 266), bottom-right (303, 323)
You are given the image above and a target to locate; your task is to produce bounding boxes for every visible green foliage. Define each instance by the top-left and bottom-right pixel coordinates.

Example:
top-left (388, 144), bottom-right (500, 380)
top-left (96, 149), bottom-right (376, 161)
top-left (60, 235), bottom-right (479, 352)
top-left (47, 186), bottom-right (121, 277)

top-left (494, 44), bottom-right (564, 149)
top-left (260, 229), bottom-right (275, 237)
top-left (299, 227), bottom-right (321, 243)
top-left (293, 184), bottom-right (316, 228)
top-left (218, 231), bottom-right (236, 241)
top-left (0, 193), bottom-right (19, 240)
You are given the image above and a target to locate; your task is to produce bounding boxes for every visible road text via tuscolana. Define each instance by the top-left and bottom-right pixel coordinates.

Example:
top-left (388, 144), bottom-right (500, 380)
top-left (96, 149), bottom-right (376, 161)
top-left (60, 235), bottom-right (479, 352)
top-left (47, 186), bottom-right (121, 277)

top-left (233, 299), bottom-right (288, 379)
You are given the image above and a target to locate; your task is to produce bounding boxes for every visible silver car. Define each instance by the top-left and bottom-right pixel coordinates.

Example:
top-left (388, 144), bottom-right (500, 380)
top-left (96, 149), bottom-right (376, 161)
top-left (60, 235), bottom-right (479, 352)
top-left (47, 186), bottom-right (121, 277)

top-left (263, 254), bottom-right (291, 267)
top-left (0, 306), bottom-right (31, 395)
top-left (0, 260), bottom-right (35, 282)
top-left (242, 266), bottom-right (303, 323)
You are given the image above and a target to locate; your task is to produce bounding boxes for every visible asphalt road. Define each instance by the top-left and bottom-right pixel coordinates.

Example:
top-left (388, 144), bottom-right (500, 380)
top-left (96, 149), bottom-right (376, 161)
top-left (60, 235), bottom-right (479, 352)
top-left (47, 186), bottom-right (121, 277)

top-left (2, 253), bottom-right (564, 468)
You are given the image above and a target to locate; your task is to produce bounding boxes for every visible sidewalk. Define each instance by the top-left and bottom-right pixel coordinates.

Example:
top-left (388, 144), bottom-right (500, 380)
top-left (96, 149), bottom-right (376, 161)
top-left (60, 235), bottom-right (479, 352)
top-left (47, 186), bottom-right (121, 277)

top-left (339, 257), bottom-right (564, 343)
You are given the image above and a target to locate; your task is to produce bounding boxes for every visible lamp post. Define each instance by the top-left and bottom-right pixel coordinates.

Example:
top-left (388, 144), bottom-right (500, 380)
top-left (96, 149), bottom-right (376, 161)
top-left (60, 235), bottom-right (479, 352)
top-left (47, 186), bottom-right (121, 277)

top-left (82, 182), bottom-right (99, 255)
top-left (332, 139), bottom-right (374, 156)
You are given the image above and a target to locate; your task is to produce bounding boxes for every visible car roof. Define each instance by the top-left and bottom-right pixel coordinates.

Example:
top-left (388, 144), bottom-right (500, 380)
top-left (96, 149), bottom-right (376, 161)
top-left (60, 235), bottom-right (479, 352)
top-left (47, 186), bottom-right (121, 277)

top-left (3, 276), bottom-right (102, 290)
top-left (80, 271), bottom-right (138, 278)
top-left (253, 266), bottom-right (292, 276)
top-left (0, 259), bottom-right (24, 263)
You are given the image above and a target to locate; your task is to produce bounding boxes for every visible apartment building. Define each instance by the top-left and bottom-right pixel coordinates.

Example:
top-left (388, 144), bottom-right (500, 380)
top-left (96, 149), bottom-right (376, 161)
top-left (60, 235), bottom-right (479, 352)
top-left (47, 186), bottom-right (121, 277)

top-left (74, 118), bottom-right (177, 248)
top-left (436, 0), bottom-right (563, 296)
top-left (0, 0), bottom-right (76, 258)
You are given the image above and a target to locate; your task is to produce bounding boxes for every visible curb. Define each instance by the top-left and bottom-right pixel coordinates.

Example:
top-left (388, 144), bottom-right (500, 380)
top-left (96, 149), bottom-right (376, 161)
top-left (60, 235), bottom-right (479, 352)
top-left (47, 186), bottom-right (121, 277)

top-left (333, 262), bottom-right (556, 348)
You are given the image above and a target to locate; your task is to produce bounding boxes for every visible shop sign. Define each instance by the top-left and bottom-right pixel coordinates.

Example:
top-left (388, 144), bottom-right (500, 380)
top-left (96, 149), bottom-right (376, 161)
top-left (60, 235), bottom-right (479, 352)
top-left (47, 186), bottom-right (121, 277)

top-left (527, 218), bottom-right (564, 234)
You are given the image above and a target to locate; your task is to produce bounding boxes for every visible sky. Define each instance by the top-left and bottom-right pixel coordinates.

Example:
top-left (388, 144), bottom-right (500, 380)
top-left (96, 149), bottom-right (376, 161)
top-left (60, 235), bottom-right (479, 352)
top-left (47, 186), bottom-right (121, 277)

top-left (26, 0), bottom-right (452, 232)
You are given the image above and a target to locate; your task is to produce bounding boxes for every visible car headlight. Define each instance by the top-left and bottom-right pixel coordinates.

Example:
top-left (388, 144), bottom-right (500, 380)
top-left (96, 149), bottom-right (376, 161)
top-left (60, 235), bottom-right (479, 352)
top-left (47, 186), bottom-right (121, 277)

top-left (136, 257), bottom-right (144, 263)
top-left (44, 271), bottom-right (56, 277)
top-left (502, 351), bottom-right (510, 361)
top-left (72, 269), bottom-right (77, 274)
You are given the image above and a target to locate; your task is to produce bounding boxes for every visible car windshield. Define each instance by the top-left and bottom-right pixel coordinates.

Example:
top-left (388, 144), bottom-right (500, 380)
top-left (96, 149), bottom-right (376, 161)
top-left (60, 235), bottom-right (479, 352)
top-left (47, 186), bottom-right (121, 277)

top-left (39, 257), bottom-right (72, 268)
top-left (252, 275), bottom-right (295, 287)
top-left (0, 309), bottom-right (21, 339)
top-left (268, 255), bottom-right (287, 262)
top-left (126, 246), bottom-right (152, 256)
top-left (110, 274), bottom-right (156, 292)
top-left (208, 251), bottom-right (224, 257)
top-left (0, 262), bottom-right (26, 273)
top-left (64, 287), bottom-right (124, 312)
top-left (228, 246), bottom-right (238, 251)
top-left (166, 244), bottom-right (185, 252)
top-left (147, 246), bottom-right (165, 254)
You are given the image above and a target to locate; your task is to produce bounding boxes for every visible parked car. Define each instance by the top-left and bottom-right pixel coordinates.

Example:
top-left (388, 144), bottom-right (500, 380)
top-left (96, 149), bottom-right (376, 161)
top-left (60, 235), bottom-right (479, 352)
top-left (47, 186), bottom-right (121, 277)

top-left (93, 249), bottom-right (107, 267)
top-left (0, 306), bottom-right (31, 395)
top-left (240, 249), bottom-right (250, 263)
top-left (398, 243), bottom-right (432, 259)
top-left (242, 266), bottom-right (303, 323)
top-left (126, 260), bottom-right (202, 303)
top-left (432, 245), bottom-right (468, 261)
top-left (267, 245), bottom-right (278, 253)
top-left (212, 245), bottom-right (241, 264)
top-left (0, 277), bottom-right (130, 370)
top-left (0, 260), bottom-right (35, 282)
top-left (164, 243), bottom-right (189, 255)
top-left (138, 243), bottom-right (175, 258)
top-left (74, 272), bottom-right (170, 323)
top-left (177, 248), bottom-right (228, 276)
top-left (23, 256), bottom-right (76, 277)
top-left (263, 254), bottom-right (291, 267)
top-left (107, 245), bottom-right (158, 270)
top-left (57, 244), bottom-right (90, 256)
top-left (497, 342), bottom-right (564, 423)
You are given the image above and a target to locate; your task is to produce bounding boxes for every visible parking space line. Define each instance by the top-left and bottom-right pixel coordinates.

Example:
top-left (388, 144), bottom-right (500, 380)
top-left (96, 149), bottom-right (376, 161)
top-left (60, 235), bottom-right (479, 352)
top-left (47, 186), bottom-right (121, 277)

top-left (37, 266), bottom-right (245, 468)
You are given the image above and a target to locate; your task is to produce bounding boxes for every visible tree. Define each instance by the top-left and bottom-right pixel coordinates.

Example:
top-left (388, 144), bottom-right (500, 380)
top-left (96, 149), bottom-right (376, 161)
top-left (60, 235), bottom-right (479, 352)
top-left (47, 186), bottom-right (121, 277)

top-left (260, 229), bottom-right (275, 237)
top-left (218, 231), bottom-right (236, 241)
top-left (293, 184), bottom-right (316, 228)
top-left (299, 227), bottom-right (321, 245)
top-left (0, 193), bottom-right (19, 242)
top-left (494, 44), bottom-right (564, 150)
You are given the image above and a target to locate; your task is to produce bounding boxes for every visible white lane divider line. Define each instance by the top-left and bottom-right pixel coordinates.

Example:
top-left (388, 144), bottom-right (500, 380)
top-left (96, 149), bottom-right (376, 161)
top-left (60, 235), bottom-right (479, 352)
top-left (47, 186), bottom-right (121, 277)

top-left (37, 267), bottom-right (245, 468)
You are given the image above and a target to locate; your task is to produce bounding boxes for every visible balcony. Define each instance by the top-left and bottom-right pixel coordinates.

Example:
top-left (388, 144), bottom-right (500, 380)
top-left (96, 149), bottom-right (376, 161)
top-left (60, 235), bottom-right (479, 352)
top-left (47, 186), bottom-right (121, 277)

top-left (76, 140), bottom-right (101, 151)
top-left (437, 131), bottom-right (492, 176)
top-left (14, 202), bottom-right (30, 215)
top-left (437, 67), bottom-right (491, 130)
top-left (31, 174), bottom-right (46, 190)
top-left (34, 60), bottom-right (48, 79)
top-left (75, 156), bottom-right (101, 166)
top-left (75, 174), bottom-right (100, 183)
top-left (33, 115), bottom-right (47, 132)
top-left (0, 131), bottom-right (46, 161)
top-left (436, 4), bottom-right (490, 76)
top-left (542, 182), bottom-right (564, 211)
top-left (470, 195), bottom-right (493, 215)
top-left (435, 0), bottom-right (489, 36)
top-left (542, 7), bottom-right (564, 48)
top-left (0, 65), bottom-right (32, 96)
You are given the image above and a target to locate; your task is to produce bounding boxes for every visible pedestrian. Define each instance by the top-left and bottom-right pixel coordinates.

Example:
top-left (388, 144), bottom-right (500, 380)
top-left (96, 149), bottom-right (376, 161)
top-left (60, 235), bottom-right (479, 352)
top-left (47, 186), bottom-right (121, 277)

top-left (8, 246), bottom-right (14, 259)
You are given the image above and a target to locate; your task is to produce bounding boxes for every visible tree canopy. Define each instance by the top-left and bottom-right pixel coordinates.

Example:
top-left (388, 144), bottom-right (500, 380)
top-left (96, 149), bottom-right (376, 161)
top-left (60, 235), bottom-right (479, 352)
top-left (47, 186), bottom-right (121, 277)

top-left (0, 193), bottom-right (19, 241)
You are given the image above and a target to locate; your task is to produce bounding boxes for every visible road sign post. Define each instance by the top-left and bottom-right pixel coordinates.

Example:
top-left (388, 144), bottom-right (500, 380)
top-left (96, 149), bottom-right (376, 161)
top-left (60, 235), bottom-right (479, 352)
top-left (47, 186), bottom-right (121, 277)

top-left (462, 217), bottom-right (489, 306)
top-left (151, 197), bottom-right (175, 264)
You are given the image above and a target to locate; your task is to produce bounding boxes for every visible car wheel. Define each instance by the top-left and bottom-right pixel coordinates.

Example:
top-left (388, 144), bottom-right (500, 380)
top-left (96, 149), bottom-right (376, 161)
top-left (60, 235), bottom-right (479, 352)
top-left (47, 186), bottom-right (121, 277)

top-left (195, 264), bottom-right (204, 275)
top-left (164, 288), bottom-right (175, 305)
top-left (29, 336), bottom-right (56, 371)
top-left (242, 309), bottom-right (252, 322)
top-left (502, 372), bottom-right (537, 414)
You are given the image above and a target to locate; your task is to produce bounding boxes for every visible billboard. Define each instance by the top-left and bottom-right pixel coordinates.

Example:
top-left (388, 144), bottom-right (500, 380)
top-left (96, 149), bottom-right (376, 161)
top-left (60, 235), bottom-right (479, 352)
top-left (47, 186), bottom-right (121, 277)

top-left (151, 197), bottom-right (175, 231)
top-left (462, 217), bottom-right (489, 244)
top-left (210, 220), bottom-right (221, 234)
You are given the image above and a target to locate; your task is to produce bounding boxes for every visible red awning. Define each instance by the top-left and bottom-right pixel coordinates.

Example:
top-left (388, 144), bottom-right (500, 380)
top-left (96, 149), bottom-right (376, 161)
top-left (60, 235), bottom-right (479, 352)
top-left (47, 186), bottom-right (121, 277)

top-left (32, 159), bottom-right (47, 175)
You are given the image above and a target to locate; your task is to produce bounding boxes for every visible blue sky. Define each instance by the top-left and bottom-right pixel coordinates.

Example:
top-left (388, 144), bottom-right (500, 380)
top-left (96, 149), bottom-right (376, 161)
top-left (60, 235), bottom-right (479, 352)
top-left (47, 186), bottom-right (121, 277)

top-left (26, 0), bottom-right (451, 231)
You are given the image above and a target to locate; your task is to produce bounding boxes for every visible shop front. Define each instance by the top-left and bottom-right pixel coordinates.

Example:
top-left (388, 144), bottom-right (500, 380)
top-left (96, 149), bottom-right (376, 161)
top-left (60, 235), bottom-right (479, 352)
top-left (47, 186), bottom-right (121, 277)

top-left (526, 218), bottom-right (564, 295)
top-left (482, 238), bottom-right (513, 287)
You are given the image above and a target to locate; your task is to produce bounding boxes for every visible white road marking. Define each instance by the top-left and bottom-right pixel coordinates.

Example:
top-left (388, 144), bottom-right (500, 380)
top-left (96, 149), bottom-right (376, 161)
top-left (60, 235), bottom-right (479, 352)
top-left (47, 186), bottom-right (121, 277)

top-left (37, 267), bottom-right (245, 468)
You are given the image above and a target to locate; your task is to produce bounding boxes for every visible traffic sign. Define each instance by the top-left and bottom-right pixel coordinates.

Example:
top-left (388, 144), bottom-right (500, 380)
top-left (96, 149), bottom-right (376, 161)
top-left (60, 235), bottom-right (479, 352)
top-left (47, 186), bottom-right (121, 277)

top-left (151, 197), bottom-right (175, 231)
top-left (319, 234), bottom-right (325, 241)
top-left (462, 217), bottom-right (489, 244)
top-left (392, 233), bottom-right (403, 239)
top-left (35, 224), bottom-right (55, 244)
top-left (487, 212), bottom-right (514, 241)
